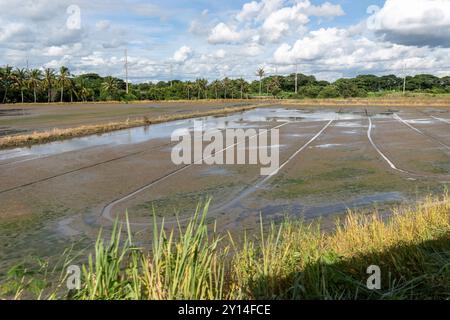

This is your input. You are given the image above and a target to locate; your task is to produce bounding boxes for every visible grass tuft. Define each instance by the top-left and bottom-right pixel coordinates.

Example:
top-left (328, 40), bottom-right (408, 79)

top-left (1, 195), bottom-right (449, 300)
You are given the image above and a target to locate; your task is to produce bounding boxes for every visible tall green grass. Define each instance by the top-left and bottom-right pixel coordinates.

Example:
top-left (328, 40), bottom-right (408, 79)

top-left (1, 195), bottom-right (449, 300)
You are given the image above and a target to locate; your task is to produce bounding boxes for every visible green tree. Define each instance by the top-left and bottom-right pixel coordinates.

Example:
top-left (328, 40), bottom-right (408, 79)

top-left (58, 66), bottom-right (71, 102)
top-left (43, 68), bottom-right (56, 103)
top-left (185, 81), bottom-right (194, 100)
top-left (318, 85), bottom-right (340, 98)
top-left (236, 78), bottom-right (247, 99)
top-left (222, 78), bottom-right (231, 99)
top-left (13, 68), bottom-right (28, 103)
top-left (1, 65), bottom-right (13, 103)
top-left (195, 78), bottom-right (208, 99)
top-left (268, 76), bottom-right (281, 97)
top-left (210, 80), bottom-right (221, 99)
top-left (28, 69), bottom-right (43, 103)
top-left (256, 68), bottom-right (265, 95)
top-left (102, 77), bottom-right (119, 99)
top-left (75, 78), bottom-right (92, 102)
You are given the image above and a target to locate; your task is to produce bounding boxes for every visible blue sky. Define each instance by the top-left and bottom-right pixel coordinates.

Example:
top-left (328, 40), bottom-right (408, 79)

top-left (0, 0), bottom-right (449, 82)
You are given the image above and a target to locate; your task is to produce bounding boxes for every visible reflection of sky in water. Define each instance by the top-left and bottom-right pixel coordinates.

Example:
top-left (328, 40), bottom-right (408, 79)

top-left (0, 108), bottom-right (396, 162)
top-left (405, 119), bottom-right (434, 125)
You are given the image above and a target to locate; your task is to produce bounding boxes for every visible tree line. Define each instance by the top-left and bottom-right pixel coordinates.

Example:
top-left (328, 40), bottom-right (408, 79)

top-left (0, 65), bottom-right (449, 104)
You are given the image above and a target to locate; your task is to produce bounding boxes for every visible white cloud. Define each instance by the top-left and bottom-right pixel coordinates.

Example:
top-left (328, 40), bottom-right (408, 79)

top-left (304, 1), bottom-right (345, 17)
top-left (0, 22), bottom-right (30, 43)
top-left (274, 28), bottom-right (345, 62)
top-left (96, 20), bottom-right (110, 31)
top-left (261, 4), bottom-right (310, 42)
top-left (369, 0), bottom-right (450, 47)
top-left (215, 0), bottom-right (345, 44)
top-left (208, 23), bottom-right (245, 44)
top-left (173, 46), bottom-right (193, 63)
top-left (236, 1), bottom-right (262, 22)
top-left (42, 43), bottom-right (83, 57)
top-left (214, 49), bottom-right (226, 59)
top-left (0, 0), bottom-right (449, 83)
top-left (273, 26), bottom-right (450, 78)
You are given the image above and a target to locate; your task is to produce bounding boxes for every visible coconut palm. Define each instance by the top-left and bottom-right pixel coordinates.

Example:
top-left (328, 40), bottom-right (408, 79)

top-left (210, 80), bottom-right (221, 99)
top-left (268, 76), bottom-right (281, 97)
top-left (28, 69), bottom-right (43, 103)
top-left (199, 78), bottom-right (208, 99)
top-left (237, 78), bottom-right (247, 99)
top-left (222, 78), bottom-right (230, 99)
top-left (58, 66), bottom-right (71, 102)
top-left (67, 79), bottom-right (76, 102)
top-left (1, 65), bottom-right (13, 103)
top-left (194, 78), bottom-right (208, 99)
top-left (256, 68), bottom-right (265, 96)
top-left (75, 78), bottom-right (91, 102)
top-left (13, 68), bottom-right (28, 103)
top-left (43, 68), bottom-right (56, 103)
top-left (185, 81), bottom-right (194, 100)
top-left (102, 77), bottom-right (118, 99)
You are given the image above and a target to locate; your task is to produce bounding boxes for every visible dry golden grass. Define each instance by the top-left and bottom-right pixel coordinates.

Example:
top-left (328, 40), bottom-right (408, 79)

top-left (280, 96), bottom-right (450, 107)
top-left (3, 194), bottom-right (448, 300)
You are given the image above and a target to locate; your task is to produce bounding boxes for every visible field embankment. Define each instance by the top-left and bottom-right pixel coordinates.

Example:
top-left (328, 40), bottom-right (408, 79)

top-left (2, 194), bottom-right (449, 300)
top-left (0, 104), bottom-right (261, 150)
top-left (280, 95), bottom-right (450, 107)
top-left (1, 96), bottom-right (449, 150)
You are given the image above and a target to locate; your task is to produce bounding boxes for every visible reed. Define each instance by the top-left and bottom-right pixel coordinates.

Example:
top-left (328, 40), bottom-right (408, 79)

top-left (1, 195), bottom-right (449, 300)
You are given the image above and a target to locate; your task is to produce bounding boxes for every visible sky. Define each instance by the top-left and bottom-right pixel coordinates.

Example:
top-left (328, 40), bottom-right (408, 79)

top-left (0, 0), bottom-right (449, 82)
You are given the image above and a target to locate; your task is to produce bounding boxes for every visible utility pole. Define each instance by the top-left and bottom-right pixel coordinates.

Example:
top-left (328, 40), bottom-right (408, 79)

top-left (295, 63), bottom-right (298, 94)
top-left (125, 49), bottom-right (129, 94)
top-left (170, 64), bottom-right (173, 87)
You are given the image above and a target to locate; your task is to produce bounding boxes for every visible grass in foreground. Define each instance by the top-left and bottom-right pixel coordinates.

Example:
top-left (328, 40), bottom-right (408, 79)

top-left (1, 195), bottom-right (449, 300)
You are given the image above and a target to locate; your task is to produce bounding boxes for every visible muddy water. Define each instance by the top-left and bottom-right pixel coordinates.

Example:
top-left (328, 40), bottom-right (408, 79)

top-left (0, 107), bottom-right (449, 275)
top-left (0, 107), bottom-right (389, 164)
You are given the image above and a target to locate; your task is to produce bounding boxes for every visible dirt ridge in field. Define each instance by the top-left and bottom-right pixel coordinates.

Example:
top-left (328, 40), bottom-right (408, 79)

top-left (0, 104), bottom-right (266, 150)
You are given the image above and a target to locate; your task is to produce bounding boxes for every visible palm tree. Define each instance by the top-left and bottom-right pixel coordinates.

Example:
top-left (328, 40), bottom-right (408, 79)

top-left (210, 80), bottom-right (221, 99)
top-left (58, 66), bottom-right (71, 102)
top-left (268, 76), bottom-right (281, 97)
top-left (256, 68), bottom-right (265, 96)
top-left (75, 78), bottom-right (91, 102)
top-left (194, 78), bottom-right (208, 99)
top-left (237, 78), bottom-right (247, 99)
top-left (1, 65), bottom-right (13, 103)
top-left (185, 81), bottom-right (194, 100)
top-left (28, 69), bottom-right (43, 103)
top-left (198, 78), bottom-right (208, 99)
top-left (43, 68), bottom-right (56, 103)
top-left (67, 78), bottom-right (76, 103)
top-left (222, 78), bottom-right (230, 99)
top-left (102, 77), bottom-right (118, 99)
top-left (13, 68), bottom-right (27, 103)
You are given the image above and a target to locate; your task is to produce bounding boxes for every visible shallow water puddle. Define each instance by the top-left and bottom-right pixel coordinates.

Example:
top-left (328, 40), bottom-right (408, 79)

top-left (0, 108), bottom-right (372, 163)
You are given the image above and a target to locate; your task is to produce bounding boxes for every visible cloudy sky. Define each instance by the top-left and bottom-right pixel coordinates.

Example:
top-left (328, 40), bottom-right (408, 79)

top-left (0, 0), bottom-right (449, 82)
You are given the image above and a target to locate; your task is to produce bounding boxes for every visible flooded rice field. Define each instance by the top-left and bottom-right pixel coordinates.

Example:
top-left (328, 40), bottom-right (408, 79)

top-left (0, 105), bottom-right (449, 273)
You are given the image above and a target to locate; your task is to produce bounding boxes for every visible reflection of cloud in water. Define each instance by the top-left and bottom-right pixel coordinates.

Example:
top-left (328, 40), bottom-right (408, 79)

top-left (0, 108), bottom-right (389, 163)
top-left (314, 144), bottom-right (342, 149)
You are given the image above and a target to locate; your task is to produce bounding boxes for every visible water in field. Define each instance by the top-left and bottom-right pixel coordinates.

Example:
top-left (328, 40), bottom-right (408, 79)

top-left (0, 108), bottom-right (378, 164)
top-left (0, 106), bottom-right (448, 277)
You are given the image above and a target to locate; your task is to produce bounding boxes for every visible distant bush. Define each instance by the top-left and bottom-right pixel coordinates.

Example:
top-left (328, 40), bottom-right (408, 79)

top-left (318, 85), bottom-right (340, 98)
